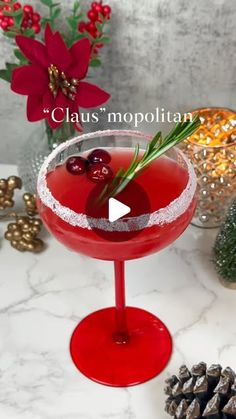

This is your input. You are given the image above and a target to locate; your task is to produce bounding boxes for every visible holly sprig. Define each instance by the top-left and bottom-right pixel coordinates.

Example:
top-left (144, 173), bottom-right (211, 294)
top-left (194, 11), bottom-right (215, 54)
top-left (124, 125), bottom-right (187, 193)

top-left (0, 0), bottom-right (35, 38)
top-left (66, 1), bottom-right (111, 67)
top-left (0, 0), bottom-right (36, 81)
top-left (65, 1), bottom-right (84, 47)
top-left (90, 17), bottom-right (111, 67)
top-left (99, 115), bottom-right (201, 203)
top-left (40, 0), bottom-right (62, 31)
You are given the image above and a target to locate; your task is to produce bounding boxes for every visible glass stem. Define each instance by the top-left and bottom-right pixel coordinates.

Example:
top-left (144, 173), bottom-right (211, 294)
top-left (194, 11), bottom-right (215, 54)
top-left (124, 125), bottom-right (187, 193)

top-left (113, 260), bottom-right (129, 344)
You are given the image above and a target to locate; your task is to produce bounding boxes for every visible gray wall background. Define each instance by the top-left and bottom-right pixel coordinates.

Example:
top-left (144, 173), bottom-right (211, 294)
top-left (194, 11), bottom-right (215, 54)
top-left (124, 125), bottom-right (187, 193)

top-left (0, 0), bottom-right (236, 163)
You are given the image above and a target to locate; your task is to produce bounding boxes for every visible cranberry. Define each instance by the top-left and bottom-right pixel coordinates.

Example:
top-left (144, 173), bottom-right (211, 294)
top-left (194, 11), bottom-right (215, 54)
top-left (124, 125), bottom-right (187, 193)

top-left (87, 162), bottom-right (113, 183)
top-left (23, 4), bottom-right (33, 14)
top-left (91, 2), bottom-right (99, 9)
top-left (87, 9), bottom-right (98, 21)
top-left (0, 20), bottom-right (8, 30)
top-left (21, 18), bottom-right (28, 29)
top-left (78, 21), bottom-right (86, 32)
top-left (102, 5), bottom-right (111, 16)
top-left (32, 23), bottom-right (40, 33)
top-left (0, 11), bottom-right (3, 20)
top-left (90, 29), bottom-right (99, 38)
top-left (86, 21), bottom-right (96, 32)
top-left (88, 149), bottom-right (111, 164)
top-left (94, 3), bottom-right (103, 13)
top-left (8, 16), bottom-right (14, 26)
top-left (66, 156), bottom-right (87, 175)
top-left (32, 12), bottom-right (40, 23)
top-left (13, 2), bottom-right (22, 10)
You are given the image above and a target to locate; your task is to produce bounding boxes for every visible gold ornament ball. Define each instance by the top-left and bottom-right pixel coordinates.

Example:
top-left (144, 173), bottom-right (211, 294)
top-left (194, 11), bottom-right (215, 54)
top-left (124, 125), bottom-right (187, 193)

top-left (8, 176), bottom-right (22, 190)
top-left (22, 222), bottom-right (30, 232)
top-left (33, 219), bottom-right (42, 227)
top-left (23, 193), bottom-right (31, 201)
top-left (5, 231), bottom-right (12, 241)
top-left (33, 239), bottom-right (44, 252)
top-left (27, 242), bottom-right (35, 251)
top-left (8, 223), bottom-right (18, 231)
top-left (24, 232), bottom-right (34, 241)
top-left (0, 179), bottom-right (7, 190)
top-left (17, 217), bottom-right (27, 225)
top-left (3, 199), bottom-right (13, 208)
top-left (12, 230), bottom-right (22, 240)
top-left (1, 176), bottom-right (45, 253)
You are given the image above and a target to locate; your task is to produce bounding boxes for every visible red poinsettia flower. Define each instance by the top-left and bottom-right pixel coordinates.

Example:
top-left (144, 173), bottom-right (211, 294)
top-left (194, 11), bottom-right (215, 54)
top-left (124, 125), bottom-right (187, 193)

top-left (11, 24), bottom-right (110, 130)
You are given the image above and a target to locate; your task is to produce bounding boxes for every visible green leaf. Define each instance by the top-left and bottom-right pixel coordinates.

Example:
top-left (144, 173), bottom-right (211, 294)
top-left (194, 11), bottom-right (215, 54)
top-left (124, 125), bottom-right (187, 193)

top-left (22, 28), bottom-right (35, 37)
top-left (149, 131), bottom-right (162, 150)
top-left (90, 58), bottom-right (102, 67)
top-left (0, 69), bottom-right (11, 82)
top-left (111, 168), bottom-right (124, 186)
top-left (76, 12), bottom-right (83, 20)
top-left (41, 17), bottom-right (50, 28)
top-left (67, 16), bottom-right (77, 30)
top-left (95, 22), bottom-right (103, 32)
top-left (52, 7), bottom-right (61, 19)
top-left (40, 0), bottom-right (53, 6)
top-left (6, 62), bottom-right (18, 71)
top-left (74, 33), bottom-right (85, 40)
top-left (4, 31), bottom-right (17, 38)
top-left (14, 48), bottom-right (28, 64)
top-left (51, 2), bottom-right (61, 7)
top-left (73, 0), bottom-right (80, 13)
top-left (3, 9), bottom-right (23, 17)
top-left (14, 10), bottom-right (23, 27)
top-left (1, 10), bottom-right (12, 16)
top-left (96, 35), bottom-right (111, 44)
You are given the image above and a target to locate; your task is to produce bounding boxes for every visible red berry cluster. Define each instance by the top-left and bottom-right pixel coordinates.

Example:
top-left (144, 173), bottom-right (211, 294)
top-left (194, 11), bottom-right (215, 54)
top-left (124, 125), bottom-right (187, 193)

top-left (21, 4), bottom-right (41, 34)
top-left (0, 1), bottom-right (41, 34)
top-left (78, 1), bottom-right (111, 40)
top-left (66, 149), bottom-right (113, 183)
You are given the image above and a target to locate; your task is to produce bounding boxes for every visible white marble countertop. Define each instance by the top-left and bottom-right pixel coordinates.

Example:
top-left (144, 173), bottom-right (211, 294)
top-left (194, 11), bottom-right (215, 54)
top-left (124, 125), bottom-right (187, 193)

top-left (0, 163), bottom-right (235, 419)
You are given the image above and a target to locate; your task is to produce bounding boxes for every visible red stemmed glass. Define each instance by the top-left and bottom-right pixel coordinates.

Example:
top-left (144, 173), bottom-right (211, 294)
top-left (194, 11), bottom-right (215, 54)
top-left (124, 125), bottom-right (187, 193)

top-left (37, 130), bottom-right (197, 387)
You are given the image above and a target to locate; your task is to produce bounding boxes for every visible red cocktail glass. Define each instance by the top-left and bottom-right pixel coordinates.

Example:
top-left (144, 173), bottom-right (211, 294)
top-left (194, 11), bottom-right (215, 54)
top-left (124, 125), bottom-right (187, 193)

top-left (37, 130), bottom-right (197, 387)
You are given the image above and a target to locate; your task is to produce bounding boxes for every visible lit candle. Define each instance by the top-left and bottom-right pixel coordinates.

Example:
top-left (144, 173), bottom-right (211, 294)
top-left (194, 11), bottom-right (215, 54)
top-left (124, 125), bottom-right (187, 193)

top-left (180, 108), bottom-right (236, 228)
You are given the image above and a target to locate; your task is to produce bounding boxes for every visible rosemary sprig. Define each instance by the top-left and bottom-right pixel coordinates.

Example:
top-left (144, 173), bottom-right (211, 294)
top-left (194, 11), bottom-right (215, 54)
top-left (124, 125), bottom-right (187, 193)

top-left (99, 114), bottom-right (201, 203)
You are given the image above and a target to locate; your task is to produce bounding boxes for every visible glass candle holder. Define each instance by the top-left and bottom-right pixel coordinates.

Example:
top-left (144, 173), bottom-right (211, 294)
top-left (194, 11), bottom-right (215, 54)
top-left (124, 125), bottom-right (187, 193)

top-left (180, 107), bottom-right (236, 228)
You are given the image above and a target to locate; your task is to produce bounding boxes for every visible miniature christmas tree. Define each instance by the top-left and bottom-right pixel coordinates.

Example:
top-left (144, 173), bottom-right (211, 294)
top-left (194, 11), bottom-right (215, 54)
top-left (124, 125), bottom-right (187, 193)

top-left (213, 199), bottom-right (236, 288)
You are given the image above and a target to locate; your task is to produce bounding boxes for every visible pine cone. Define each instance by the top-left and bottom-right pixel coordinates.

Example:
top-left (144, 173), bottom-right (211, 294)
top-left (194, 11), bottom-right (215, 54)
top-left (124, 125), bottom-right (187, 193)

top-left (165, 363), bottom-right (236, 418)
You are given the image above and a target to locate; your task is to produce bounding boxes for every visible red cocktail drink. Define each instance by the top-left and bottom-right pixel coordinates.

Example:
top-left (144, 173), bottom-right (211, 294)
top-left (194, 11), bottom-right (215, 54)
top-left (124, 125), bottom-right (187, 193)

top-left (37, 130), bottom-right (197, 386)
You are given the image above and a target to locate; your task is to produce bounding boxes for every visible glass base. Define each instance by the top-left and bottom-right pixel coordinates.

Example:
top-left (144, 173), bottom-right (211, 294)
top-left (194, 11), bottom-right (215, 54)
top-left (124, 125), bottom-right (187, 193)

top-left (70, 307), bottom-right (172, 387)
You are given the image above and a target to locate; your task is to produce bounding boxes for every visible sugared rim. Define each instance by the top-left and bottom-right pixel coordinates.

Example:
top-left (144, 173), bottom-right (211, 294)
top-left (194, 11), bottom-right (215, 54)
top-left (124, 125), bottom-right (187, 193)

top-left (37, 129), bottom-right (197, 232)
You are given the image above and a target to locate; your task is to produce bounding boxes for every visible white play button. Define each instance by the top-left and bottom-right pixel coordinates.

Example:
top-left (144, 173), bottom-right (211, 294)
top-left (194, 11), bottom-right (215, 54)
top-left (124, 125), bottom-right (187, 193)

top-left (108, 198), bottom-right (131, 222)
